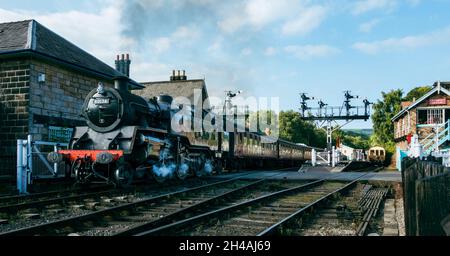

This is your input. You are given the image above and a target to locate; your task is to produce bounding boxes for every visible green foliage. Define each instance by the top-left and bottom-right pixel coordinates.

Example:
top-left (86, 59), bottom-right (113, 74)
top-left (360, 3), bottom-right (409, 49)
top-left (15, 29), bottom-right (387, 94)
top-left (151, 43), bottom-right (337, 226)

top-left (370, 85), bottom-right (431, 165)
top-left (403, 86), bottom-right (432, 102)
top-left (334, 130), bottom-right (370, 149)
top-left (371, 89), bottom-right (403, 147)
top-left (278, 110), bottom-right (327, 148)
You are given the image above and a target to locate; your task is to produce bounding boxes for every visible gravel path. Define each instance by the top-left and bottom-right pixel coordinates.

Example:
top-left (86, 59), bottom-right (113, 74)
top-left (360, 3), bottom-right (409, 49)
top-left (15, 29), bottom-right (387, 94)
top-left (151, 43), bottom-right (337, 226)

top-left (395, 198), bottom-right (405, 236)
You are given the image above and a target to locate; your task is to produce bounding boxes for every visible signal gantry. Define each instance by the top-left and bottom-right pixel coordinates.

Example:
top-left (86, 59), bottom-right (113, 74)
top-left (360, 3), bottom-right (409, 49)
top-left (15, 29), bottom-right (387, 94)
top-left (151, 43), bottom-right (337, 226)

top-left (299, 91), bottom-right (373, 152)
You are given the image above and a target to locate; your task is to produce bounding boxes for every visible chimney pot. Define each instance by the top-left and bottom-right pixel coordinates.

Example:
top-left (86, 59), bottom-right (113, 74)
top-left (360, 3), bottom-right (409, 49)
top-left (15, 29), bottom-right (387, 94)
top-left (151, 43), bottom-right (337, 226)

top-left (115, 53), bottom-right (131, 77)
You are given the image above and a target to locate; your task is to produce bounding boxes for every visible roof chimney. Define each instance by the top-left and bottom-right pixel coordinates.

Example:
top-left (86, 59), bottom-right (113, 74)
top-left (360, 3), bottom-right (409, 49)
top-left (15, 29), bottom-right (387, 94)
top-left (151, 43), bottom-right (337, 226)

top-left (170, 70), bottom-right (176, 81)
top-left (114, 53), bottom-right (131, 77)
top-left (115, 55), bottom-right (120, 73)
top-left (124, 54), bottom-right (131, 77)
top-left (169, 70), bottom-right (187, 81)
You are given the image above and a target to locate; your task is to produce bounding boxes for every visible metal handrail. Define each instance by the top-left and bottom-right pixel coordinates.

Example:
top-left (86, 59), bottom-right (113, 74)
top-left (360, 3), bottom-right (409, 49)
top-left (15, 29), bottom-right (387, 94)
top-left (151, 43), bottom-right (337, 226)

top-left (423, 120), bottom-right (450, 154)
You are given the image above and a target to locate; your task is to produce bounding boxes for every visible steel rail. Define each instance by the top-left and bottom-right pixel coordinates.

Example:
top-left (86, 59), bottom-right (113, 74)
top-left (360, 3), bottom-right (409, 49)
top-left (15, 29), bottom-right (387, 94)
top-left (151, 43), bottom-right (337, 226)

top-left (0, 173), bottom-right (253, 236)
top-left (114, 178), bottom-right (268, 236)
top-left (257, 173), bottom-right (368, 236)
top-left (135, 179), bottom-right (327, 236)
top-left (113, 172), bottom-right (291, 236)
top-left (0, 189), bottom-right (118, 213)
top-left (0, 185), bottom-right (113, 206)
top-left (356, 188), bottom-right (388, 236)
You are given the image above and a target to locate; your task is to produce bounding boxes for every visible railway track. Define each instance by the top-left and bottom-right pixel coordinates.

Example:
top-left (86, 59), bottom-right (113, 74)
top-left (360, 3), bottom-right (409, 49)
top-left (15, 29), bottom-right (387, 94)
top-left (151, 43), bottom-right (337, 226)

top-left (0, 175), bottom-right (246, 234)
top-left (134, 174), bottom-right (367, 236)
top-left (0, 185), bottom-right (113, 207)
top-left (0, 173), bottom-right (300, 236)
top-left (285, 184), bottom-right (389, 236)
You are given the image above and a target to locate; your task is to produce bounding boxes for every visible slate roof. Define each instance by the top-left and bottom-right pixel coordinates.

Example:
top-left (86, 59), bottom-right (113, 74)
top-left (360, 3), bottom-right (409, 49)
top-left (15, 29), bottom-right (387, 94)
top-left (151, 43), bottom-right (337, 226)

top-left (0, 20), bottom-right (30, 51)
top-left (0, 20), bottom-right (142, 88)
top-left (133, 79), bottom-right (210, 108)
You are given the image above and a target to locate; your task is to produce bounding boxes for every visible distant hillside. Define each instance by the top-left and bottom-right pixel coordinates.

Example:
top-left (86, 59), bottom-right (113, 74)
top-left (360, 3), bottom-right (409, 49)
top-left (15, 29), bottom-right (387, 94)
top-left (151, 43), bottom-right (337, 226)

top-left (342, 129), bottom-right (373, 137)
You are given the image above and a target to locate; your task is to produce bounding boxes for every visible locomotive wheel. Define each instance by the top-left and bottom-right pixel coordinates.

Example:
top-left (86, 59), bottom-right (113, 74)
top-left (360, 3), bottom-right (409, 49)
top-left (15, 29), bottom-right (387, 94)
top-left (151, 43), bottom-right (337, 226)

top-left (64, 164), bottom-right (72, 180)
top-left (152, 163), bottom-right (168, 183)
top-left (114, 164), bottom-right (134, 187)
top-left (214, 160), bottom-right (223, 175)
top-left (202, 157), bottom-right (214, 176)
top-left (176, 154), bottom-right (189, 180)
top-left (194, 155), bottom-right (206, 177)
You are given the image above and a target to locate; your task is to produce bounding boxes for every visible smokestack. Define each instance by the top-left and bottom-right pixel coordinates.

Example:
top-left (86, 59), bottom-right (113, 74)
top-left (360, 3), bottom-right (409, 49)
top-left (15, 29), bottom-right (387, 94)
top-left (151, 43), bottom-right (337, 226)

top-left (114, 76), bottom-right (129, 92)
top-left (181, 70), bottom-right (187, 80)
top-left (170, 70), bottom-right (176, 81)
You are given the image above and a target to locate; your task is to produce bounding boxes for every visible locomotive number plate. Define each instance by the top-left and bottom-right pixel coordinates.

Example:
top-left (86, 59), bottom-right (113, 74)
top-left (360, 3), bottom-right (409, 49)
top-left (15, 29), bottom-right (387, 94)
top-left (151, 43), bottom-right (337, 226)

top-left (94, 98), bottom-right (110, 104)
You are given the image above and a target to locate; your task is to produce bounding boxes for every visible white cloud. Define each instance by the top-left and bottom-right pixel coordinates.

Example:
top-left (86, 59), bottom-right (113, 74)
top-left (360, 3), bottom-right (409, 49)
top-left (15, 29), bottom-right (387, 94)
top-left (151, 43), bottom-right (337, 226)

top-left (359, 19), bottom-right (381, 33)
top-left (245, 0), bottom-right (298, 28)
top-left (406, 0), bottom-right (421, 6)
top-left (131, 60), bottom-right (170, 82)
top-left (352, 27), bottom-right (450, 54)
top-left (207, 37), bottom-right (223, 53)
top-left (172, 25), bottom-right (201, 41)
top-left (149, 24), bottom-right (202, 54)
top-left (284, 45), bottom-right (339, 60)
top-left (217, 14), bottom-right (246, 34)
top-left (241, 48), bottom-right (252, 56)
top-left (217, 0), bottom-right (325, 36)
top-left (150, 37), bottom-right (171, 54)
top-left (0, 1), bottom-right (127, 64)
top-left (264, 47), bottom-right (277, 56)
top-left (352, 0), bottom-right (396, 15)
top-left (0, 2), bottom-right (200, 82)
top-left (281, 6), bottom-right (326, 36)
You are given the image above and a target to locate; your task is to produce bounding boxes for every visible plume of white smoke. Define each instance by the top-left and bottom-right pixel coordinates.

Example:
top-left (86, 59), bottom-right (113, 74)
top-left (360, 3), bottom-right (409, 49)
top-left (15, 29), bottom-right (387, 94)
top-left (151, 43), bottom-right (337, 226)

top-left (152, 143), bottom-right (176, 179)
top-left (178, 163), bottom-right (190, 177)
top-left (203, 159), bottom-right (214, 174)
top-left (152, 163), bottom-right (176, 179)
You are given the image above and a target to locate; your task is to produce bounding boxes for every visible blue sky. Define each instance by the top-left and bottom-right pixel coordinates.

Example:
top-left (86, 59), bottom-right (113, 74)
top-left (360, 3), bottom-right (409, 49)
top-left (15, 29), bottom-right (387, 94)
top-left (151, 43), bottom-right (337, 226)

top-left (1, 0), bottom-right (450, 129)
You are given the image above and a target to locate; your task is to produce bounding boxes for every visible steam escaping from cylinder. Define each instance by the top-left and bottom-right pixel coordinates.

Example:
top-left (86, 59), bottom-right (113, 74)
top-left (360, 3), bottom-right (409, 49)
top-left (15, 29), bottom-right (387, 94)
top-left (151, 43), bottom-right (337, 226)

top-left (178, 163), bottom-right (189, 176)
top-left (204, 159), bottom-right (214, 174)
top-left (152, 163), bottom-right (176, 179)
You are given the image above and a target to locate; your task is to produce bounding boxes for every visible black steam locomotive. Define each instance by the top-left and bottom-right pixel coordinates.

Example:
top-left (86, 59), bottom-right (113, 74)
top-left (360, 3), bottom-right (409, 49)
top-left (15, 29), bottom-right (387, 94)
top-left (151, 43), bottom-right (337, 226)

top-left (48, 76), bottom-right (315, 186)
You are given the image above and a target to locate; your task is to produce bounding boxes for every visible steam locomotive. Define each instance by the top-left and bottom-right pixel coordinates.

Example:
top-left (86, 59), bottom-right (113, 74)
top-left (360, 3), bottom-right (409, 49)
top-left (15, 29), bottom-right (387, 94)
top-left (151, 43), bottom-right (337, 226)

top-left (48, 76), bottom-right (315, 186)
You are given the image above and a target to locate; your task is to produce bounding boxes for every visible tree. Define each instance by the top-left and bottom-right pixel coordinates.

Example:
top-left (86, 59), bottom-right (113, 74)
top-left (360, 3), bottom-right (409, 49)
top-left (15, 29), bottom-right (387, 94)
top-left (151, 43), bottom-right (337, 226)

top-left (371, 89), bottom-right (403, 146)
top-left (403, 86), bottom-right (432, 102)
top-left (278, 110), bottom-right (327, 148)
top-left (334, 130), bottom-right (370, 149)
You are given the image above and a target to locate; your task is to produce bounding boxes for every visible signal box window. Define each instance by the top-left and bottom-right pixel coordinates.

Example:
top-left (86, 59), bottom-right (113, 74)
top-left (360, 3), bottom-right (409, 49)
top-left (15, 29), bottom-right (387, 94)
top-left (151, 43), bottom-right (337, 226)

top-left (418, 109), bottom-right (444, 125)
